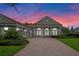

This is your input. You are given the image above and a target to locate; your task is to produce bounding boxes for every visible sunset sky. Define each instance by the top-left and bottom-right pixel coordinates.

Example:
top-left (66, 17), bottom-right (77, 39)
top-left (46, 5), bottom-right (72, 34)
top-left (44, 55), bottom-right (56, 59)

top-left (0, 3), bottom-right (79, 27)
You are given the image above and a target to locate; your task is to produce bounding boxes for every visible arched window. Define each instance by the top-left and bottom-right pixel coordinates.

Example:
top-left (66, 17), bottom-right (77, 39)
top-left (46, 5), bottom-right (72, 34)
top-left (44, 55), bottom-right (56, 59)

top-left (36, 28), bottom-right (42, 36)
top-left (44, 28), bottom-right (49, 36)
top-left (52, 28), bottom-right (58, 36)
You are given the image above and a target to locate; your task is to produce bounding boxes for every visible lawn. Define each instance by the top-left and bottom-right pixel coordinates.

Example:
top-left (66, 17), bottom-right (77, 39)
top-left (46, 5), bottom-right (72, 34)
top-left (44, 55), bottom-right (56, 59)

top-left (0, 45), bottom-right (25, 56)
top-left (59, 38), bottom-right (79, 51)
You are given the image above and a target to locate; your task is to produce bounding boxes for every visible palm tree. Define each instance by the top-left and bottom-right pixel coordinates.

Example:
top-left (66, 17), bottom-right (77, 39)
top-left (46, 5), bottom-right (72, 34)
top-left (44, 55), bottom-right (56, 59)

top-left (6, 3), bottom-right (19, 13)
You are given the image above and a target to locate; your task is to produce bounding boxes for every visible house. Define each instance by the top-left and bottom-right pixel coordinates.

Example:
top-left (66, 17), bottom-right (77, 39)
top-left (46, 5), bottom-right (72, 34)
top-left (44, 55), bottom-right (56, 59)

top-left (0, 13), bottom-right (28, 37)
top-left (0, 14), bottom-right (63, 38)
top-left (25, 16), bottom-right (63, 37)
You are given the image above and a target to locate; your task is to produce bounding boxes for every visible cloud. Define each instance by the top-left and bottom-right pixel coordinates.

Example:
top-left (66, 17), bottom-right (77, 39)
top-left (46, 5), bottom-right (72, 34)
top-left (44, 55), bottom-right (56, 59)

top-left (52, 14), bottom-right (79, 27)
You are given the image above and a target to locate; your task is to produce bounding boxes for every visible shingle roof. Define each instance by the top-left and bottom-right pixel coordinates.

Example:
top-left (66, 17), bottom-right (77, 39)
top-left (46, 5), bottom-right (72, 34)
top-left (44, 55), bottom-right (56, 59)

top-left (0, 13), bottom-right (23, 25)
top-left (34, 16), bottom-right (62, 26)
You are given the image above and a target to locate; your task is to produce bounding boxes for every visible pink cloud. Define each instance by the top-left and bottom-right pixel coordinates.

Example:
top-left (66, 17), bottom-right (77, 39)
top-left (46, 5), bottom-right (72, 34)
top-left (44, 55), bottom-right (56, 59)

top-left (16, 13), bottom-right (79, 27)
top-left (53, 14), bottom-right (79, 27)
top-left (2, 11), bottom-right (79, 27)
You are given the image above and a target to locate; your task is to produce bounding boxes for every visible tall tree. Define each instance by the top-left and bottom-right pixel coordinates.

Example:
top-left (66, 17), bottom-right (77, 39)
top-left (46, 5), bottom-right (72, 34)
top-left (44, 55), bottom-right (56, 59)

top-left (71, 26), bottom-right (74, 33)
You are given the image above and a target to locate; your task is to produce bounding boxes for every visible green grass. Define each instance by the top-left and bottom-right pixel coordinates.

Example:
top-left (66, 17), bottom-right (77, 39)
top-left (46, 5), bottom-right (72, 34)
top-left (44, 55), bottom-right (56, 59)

top-left (59, 38), bottom-right (79, 51)
top-left (0, 45), bottom-right (25, 56)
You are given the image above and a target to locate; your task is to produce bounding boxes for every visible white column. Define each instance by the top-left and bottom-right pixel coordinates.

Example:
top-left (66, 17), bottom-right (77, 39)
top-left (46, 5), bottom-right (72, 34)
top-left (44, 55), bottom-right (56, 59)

top-left (50, 28), bottom-right (53, 36)
top-left (42, 28), bottom-right (44, 37)
top-left (24, 29), bottom-right (27, 37)
top-left (32, 28), bottom-right (36, 37)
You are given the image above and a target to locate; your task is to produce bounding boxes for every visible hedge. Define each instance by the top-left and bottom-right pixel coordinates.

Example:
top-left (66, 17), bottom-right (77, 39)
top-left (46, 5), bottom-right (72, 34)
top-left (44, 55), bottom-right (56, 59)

top-left (0, 39), bottom-right (29, 46)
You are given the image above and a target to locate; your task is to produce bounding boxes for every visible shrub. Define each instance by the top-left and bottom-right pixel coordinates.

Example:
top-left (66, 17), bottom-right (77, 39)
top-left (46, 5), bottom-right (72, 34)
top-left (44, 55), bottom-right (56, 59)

top-left (0, 34), bottom-right (4, 39)
top-left (0, 39), bottom-right (29, 46)
top-left (51, 34), bottom-right (66, 39)
top-left (65, 33), bottom-right (79, 38)
top-left (56, 35), bottom-right (66, 39)
top-left (0, 28), bottom-right (29, 46)
top-left (4, 28), bottom-right (22, 40)
top-left (51, 35), bottom-right (57, 38)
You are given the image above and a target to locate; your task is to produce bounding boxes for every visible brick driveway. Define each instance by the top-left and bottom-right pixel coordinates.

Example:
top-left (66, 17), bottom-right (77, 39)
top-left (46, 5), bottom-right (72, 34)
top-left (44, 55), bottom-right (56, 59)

top-left (15, 38), bottom-right (79, 56)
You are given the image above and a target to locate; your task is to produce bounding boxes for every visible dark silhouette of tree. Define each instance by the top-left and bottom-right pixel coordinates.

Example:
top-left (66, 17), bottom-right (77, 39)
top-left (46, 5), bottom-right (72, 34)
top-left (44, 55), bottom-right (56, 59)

top-left (62, 27), bottom-right (70, 34)
top-left (6, 3), bottom-right (19, 13)
top-left (71, 26), bottom-right (74, 33)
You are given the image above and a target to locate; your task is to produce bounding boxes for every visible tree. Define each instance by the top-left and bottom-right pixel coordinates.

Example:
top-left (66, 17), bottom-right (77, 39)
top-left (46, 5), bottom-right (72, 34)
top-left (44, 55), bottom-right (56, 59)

top-left (62, 27), bottom-right (70, 34)
top-left (70, 26), bottom-right (74, 33)
top-left (6, 3), bottom-right (19, 13)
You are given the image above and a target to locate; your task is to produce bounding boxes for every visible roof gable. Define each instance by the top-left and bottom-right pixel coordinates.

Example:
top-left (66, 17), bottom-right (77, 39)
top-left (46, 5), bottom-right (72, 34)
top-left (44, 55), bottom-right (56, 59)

top-left (34, 16), bottom-right (62, 26)
top-left (0, 13), bottom-right (22, 25)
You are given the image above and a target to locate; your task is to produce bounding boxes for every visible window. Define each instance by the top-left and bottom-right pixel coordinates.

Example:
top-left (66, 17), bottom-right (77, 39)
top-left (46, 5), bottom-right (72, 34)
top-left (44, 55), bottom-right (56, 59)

top-left (4, 27), bottom-right (8, 30)
top-left (52, 28), bottom-right (58, 36)
top-left (36, 28), bottom-right (42, 36)
top-left (24, 29), bottom-right (27, 32)
top-left (16, 27), bottom-right (20, 31)
top-left (44, 28), bottom-right (49, 36)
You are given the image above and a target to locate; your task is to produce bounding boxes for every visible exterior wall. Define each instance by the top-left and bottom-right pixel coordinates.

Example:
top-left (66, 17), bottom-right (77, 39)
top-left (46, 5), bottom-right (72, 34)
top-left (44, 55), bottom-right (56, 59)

top-left (0, 24), bottom-right (62, 38)
top-left (0, 15), bottom-right (63, 38)
top-left (32, 27), bottom-right (62, 37)
top-left (0, 24), bottom-right (31, 38)
top-left (0, 27), bottom-right (4, 35)
top-left (0, 24), bottom-right (25, 36)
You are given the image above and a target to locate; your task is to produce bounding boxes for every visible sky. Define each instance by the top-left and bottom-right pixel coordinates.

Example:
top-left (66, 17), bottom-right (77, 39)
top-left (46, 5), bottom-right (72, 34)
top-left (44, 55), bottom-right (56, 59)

top-left (0, 3), bottom-right (79, 27)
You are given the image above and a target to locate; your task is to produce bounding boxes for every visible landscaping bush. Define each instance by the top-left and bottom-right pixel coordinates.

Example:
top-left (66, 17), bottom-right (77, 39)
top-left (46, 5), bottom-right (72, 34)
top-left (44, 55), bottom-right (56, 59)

top-left (51, 34), bottom-right (67, 39)
top-left (4, 29), bottom-right (22, 40)
top-left (0, 34), bottom-right (4, 39)
top-left (56, 35), bottom-right (67, 39)
top-left (51, 33), bottom-right (79, 39)
top-left (65, 33), bottom-right (79, 38)
top-left (0, 39), bottom-right (29, 46)
top-left (0, 28), bottom-right (29, 46)
top-left (51, 35), bottom-right (58, 38)
top-left (55, 33), bottom-right (79, 39)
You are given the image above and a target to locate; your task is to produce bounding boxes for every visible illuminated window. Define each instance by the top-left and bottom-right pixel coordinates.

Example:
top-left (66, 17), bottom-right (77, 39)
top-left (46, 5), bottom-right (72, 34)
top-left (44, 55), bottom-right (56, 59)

top-left (44, 28), bottom-right (49, 36)
top-left (36, 28), bottom-right (42, 36)
top-left (52, 28), bottom-right (58, 36)
top-left (4, 27), bottom-right (8, 30)
top-left (16, 27), bottom-right (20, 31)
top-left (24, 29), bottom-right (27, 32)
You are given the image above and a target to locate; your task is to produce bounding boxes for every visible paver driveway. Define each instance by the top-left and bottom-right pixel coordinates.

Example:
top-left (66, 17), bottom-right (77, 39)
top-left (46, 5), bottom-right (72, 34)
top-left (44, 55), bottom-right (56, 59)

top-left (15, 38), bottom-right (79, 56)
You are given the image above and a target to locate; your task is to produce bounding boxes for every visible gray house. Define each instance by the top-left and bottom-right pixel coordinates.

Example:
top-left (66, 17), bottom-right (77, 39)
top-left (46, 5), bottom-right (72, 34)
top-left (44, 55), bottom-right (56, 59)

top-left (0, 14), bottom-right (28, 37)
top-left (26, 16), bottom-right (62, 37)
top-left (0, 14), bottom-right (63, 38)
